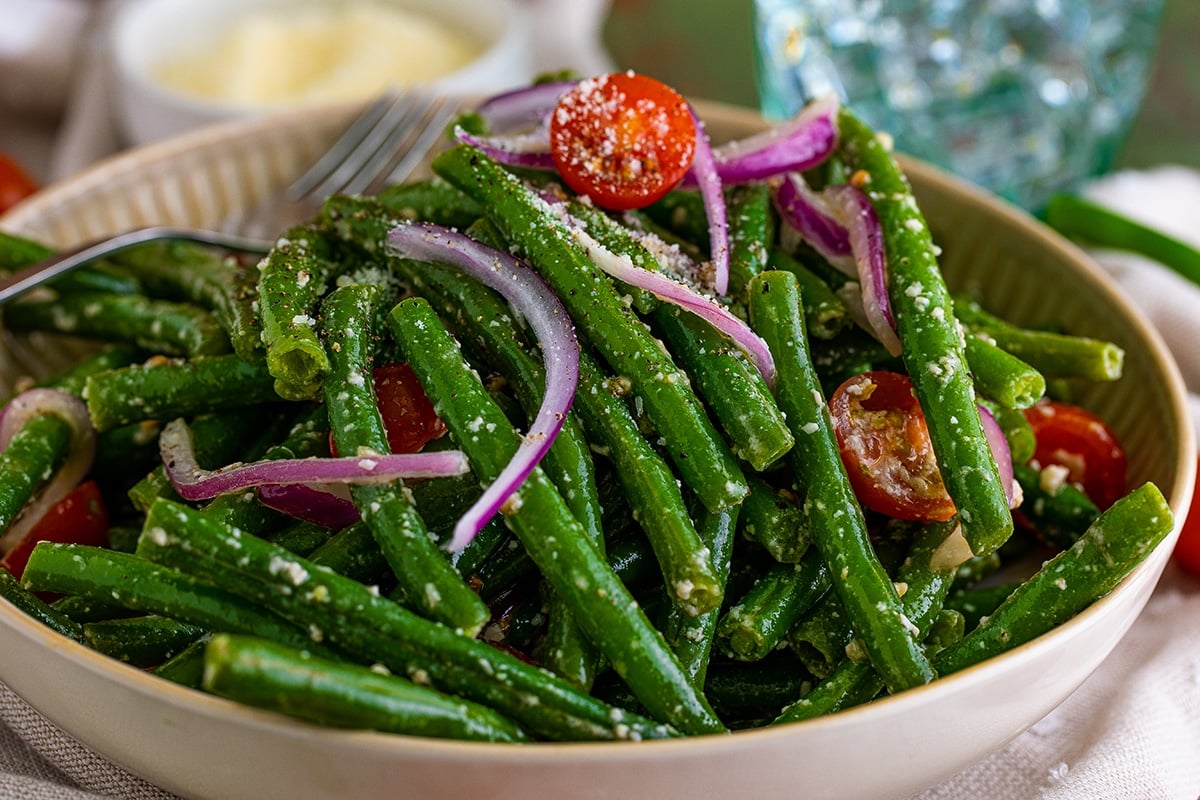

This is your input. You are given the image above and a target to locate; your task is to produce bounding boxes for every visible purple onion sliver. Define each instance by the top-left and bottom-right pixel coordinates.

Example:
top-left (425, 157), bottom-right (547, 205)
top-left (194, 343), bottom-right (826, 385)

top-left (475, 80), bottom-right (575, 133)
top-left (454, 128), bottom-right (557, 171)
top-left (775, 174), bottom-right (855, 274)
top-left (687, 108), bottom-right (730, 296)
top-left (826, 184), bottom-right (902, 356)
top-left (697, 94), bottom-right (840, 184)
top-left (386, 222), bottom-right (580, 551)
top-left (0, 388), bottom-right (97, 553)
top-left (566, 218), bottom-right (776, 389)
top-left (257, 484), bottom-right (362, 530)
top-left (977, 404), bottom-right (1017, 508)
top-left (159, 418), bottom-right (471, 502)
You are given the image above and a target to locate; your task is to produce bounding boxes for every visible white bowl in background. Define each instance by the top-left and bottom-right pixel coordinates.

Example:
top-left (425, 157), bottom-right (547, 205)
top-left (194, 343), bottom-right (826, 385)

top-left (108, 0), bottom-right (533, 145)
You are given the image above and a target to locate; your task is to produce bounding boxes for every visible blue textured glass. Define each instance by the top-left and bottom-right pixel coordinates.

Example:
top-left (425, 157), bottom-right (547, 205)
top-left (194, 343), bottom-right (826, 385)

top-left (753, 0), bottom-right (1165, 209)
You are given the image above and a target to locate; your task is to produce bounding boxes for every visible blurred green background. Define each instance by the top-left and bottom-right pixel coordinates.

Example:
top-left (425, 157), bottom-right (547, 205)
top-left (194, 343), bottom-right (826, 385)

top-left (603, 0), bottom-right (1200, 169)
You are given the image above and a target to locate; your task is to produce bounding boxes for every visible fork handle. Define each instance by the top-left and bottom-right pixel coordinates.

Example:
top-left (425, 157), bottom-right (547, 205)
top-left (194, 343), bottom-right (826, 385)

top-left (0, 227), bottom-right (271, 306)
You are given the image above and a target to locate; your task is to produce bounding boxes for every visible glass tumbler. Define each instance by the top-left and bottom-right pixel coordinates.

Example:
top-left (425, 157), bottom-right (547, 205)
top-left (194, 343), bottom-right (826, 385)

top-left (752, 0), bottom-right (1165, 209)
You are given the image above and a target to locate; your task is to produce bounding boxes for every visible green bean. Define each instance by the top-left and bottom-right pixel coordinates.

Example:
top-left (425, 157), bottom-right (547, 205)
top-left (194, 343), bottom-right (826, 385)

top-left (944, 580), bottom-right (1020, 631)
top-left (431, 144), bottom-right (748, 512)
top-left (774, 519), bottom-right (962, 723)
top-left (935, 482), bottom-right (1171, 675)
top-left (955, 298), bottom-right (1124, 382)
top-left (49, 594), bottom-right (135, 624)
top-left (704, 653), bottom-right (810, 727)
top-left (0, 413), bottom-right (70, 535)
top-left (21, 543), bottom-right (327, 657)
top-left (0, 231), bottom-right (142, 296)
top-left (964, 334), bottom-right (1046, 410)
top-left (748, 269), bottom-right (933, 692)
top-left (0, 568), bottom-right (83, 640)
top-left (84, 355), bottom-right (280, 432)
top-left (923, 608), bottom-right (966, 656)
top-left (320, 283), bottom-right (489, 635)
top-left (644, 189), bottom-right (710, 247)
top-left (716, 552), bottom-right (830, 662)
top-left (374, 176), bottom-right (485, 229)
top-left (663, 504), bottom-right (739, 688)
top-left (837, 108), bottom-right (1013, 558)
top-left (649, 302), bottom-right (794, 471)
top-left (766, 248), bottom-right (851, 340)
top-left (112, 240), bottom-right (263, 362)
top-left (738, 475), bottom-right (811, 563)
top-left (3, 292), bottom-right (230, 358)
top-left (137, 498), bottom-right (677, 742)
top-left (202, 633), bottom-right (529, 743)
top-left (153, 635), bottom-right (210, 688)
top-left (258, 224), bottom-right (351, 400)
top-left (786, 592), bottom-right (852, 679)
top-left (571, 349), bottom-right (723, 616)
top-left (1013, 463), bottom-right (1101, 549)
top-left (564, 201), bottom-right (661, 314)
top-left (983, 400), bottom-right (1036, 466)
top-left (35, 345), bottom-right (143, 396)
top-left (387, 296), bottom-right (724, 735)
top-left (725, 182), bottom-right (775, 303)
top-left (82, 615), bottom-right (204, 667)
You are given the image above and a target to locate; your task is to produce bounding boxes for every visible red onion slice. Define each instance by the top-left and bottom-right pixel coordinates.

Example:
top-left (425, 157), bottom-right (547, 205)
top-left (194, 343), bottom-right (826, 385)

top-left (387, 222), bottom-right (580, 551)
top-left (256, 483), bottom-right (361, 530)
top-left (774, 173), bottom-right (855, 274)
top-left (159, 418), bottom-right (470, 502)
top-left (454, 127), bottom-right (557, 171)
top-left (475, 81), bottom-right (575, 133)
top-left (977, 404), bottom-right (1018, 508)
top-left (825, 184), bottom-right (902, 356)
top-left (690, 94), bottom-right (840, 186)
top-left (0, 388), bottom-right (96, 554)
top-left (561, 213), bottom-right (776, 388)
top-left (687, 108), bottom-right (730, 296)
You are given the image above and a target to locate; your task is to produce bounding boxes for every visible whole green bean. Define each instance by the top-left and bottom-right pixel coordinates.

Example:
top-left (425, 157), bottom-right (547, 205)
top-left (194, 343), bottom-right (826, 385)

top-left (0, 413), bottom-right (70, 536)
top-left (837, 108), bottom-right (1013, 558)
top-left (320, 283), bottom-right (488, 635)
top-left (936, 482), bottom-right (1172, 675)
top-left (964, 334), bottom-right (1046, 410)
top-left (748, 269), bottom-right (933, 692)
top-left (137, 498), bottom-right (678, 742)
top-left (431, 144), bottom-right (748, 512)
top-left (716, 552), bottom-right (830, 662)
top-left (4, 292), bottom-right (230, 357)
top-left (202, 633), bottom-right (529, 743)
top-left (387, 296), bottom-right (724, 735)
top-left (84, 355), bottom-right (280, 432)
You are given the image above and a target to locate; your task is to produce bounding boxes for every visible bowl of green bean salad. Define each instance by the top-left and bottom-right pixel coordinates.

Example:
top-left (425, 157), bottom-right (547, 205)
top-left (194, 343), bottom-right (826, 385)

top-left (0, 77), bottom-right (1192, 800)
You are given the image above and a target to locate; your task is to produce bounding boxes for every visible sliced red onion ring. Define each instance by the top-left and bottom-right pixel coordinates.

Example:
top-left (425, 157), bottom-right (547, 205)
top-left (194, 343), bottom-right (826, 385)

top-left (0, 388), bottom-right (96, 554)
top-left (561, 211), bottom-right (776, 388)
top-left (257, 483), bottom-right (361, 530)
top-left (687, 108), bottom-right (730, 296)
top-left (387, 222), bottom-right (580, 551)
top-left (774, 173), bottom-right (855, 274)
top-left (689, 94), bottom-right (840, 186)
top-left (977, 404), bottom-right (1018, 509)
top-left (475, 81), bottom-right (575, 133)
top-left (825, 184), bottom-right (902, 356)
top-left (454, 127), bottom-right (557, 171)
top-left (159, 418), bottom-right (470, 502)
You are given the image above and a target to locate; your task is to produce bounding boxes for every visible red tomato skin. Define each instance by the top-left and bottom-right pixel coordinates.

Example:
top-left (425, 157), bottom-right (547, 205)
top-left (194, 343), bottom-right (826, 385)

top-left (0, 154), bottom-right (38, 215)
top-left (829, 371), bottom-right (956, 522)
top-left (1172, 457), bottom-right (1200, 577)
top-left (549, 72), bottom-right (697, 211)
top-left (330, 363), bottom-right (445, 457)
top-left (1, 481), bottom-right (109, 578)
top-left (1023, 400), bottom-right (1127, 510)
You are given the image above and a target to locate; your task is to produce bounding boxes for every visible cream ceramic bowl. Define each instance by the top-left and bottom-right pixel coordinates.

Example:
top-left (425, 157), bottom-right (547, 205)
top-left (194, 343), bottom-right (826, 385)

top-left (108, 0), bottom-right (534, 145)
top-left (0, 102), bottom-right (1193, 800)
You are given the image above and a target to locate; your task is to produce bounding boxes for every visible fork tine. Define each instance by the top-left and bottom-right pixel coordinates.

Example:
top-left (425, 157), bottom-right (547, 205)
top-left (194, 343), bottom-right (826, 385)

top-left (338, 93), bottom-right (441, 196)
top-left (379, 96), bottom-right (461, 189)
top-left (286, 91), bottom-right (399, 202)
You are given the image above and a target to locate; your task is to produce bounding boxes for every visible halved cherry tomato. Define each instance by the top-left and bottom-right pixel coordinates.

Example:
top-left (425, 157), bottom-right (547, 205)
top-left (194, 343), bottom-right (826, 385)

top-left (1023, 400), bottom-right (1127, 510)
top-left (330, 363), bottom-right (445, 456)
top-left (0, 480), bottom-right (109, 578)
top-left (1173, 456), bottom-right (1200, 577)
top-left (0, 153), bottom-right (38, 215)
top-left (829, 371), bottom-right (956, 522)
top-left (548, 71), bottom-right (697, 211)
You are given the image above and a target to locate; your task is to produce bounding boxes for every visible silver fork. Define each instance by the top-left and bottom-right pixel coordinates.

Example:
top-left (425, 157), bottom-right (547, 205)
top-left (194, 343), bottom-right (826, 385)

top-left (0, 90), bottom-right (460, 305)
